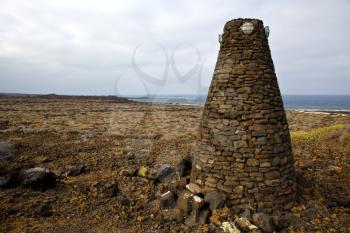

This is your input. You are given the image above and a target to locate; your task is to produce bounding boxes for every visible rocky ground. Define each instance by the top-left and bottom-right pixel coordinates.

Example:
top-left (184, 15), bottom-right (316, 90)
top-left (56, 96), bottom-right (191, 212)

top-left (0, 96), bottom-right (349, 233)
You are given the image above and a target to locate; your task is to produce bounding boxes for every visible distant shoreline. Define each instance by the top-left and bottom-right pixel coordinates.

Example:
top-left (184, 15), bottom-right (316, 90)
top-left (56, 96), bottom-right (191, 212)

top-left (1, 93), bottom-right (350, 114)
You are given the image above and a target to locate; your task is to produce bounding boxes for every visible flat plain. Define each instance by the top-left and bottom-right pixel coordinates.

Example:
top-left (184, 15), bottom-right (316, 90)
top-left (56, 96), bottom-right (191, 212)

top-left (0, 96), bottom-right (349, 233)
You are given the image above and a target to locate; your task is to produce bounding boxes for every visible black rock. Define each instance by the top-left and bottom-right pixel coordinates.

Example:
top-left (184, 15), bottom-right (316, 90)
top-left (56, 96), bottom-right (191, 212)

top-left (204, 190), bottom-right (226, 211)
top-left (159, 191), bottom-right (175, 209)
top-left (21, 167), bottom-right (56, 190)
top-left (0, 176), bottom-right (11, 188)
top-left (177, 191), bottom-right (193, 214)
top-left (36, 203), bottom-right (51, 217)
top-left (185, 209), bottom-right (210, 227)
top-left (240, 209), bottom-right (252, 220)
top-left (0, 141), bottom-right (13, 160)
top-left (118, 196), bottom-right (130, 206)
top-left (176, 155), bottom-right (192, 177)
top-left (302, 208), bottom-right (317, 221)
top-left (149, 164), bottom-right (174, 181)
top-left (67, 164), bottom-right (85, 176)
top-left (103, 182), bottom-right (120, 198)
top-left (277, 213), bottom-right (310, 231)
top-left (252, 212), bottom-right (274, 233)
top-left (120, 168), bottom-right (137, 177)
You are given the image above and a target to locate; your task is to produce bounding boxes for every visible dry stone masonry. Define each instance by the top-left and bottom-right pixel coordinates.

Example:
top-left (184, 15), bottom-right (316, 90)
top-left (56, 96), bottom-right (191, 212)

top-left (190, 18), bottom-right (296, 214)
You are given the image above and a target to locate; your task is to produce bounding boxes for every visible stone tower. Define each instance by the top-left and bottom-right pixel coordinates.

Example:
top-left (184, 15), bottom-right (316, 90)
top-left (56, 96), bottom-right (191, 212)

top-left (190, 18), bottom-right (295, 213)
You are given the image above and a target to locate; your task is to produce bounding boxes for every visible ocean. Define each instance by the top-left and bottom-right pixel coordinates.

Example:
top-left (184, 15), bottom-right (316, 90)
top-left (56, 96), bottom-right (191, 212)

top-left (128, 95), bottom-right (350, 111)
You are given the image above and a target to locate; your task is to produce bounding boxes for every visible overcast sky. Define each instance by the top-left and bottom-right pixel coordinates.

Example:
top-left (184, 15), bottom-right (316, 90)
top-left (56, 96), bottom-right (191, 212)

top-left (0, 0), bottom-right (349, 96)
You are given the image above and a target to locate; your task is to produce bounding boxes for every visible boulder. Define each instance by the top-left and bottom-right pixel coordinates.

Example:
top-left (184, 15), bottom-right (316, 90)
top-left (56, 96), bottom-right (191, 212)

top-left (252, 213), bottom-right (274, 233)
top-left (277, 213), bottom-right (309, 231)
top-left (176, 155), bottom-right (192, 177)
top-left (21, 167), bottom-right (56, 190)
top-left (159, 191), bottom-right (175, 209)
top-left (177, 191), bottom-right (193, 214)
top-left (185, 209), bottom-right (210, 227)
top-left (149, 164), bottom-right (174, 181)
top-left (204, 190), bottom-right (227, 211)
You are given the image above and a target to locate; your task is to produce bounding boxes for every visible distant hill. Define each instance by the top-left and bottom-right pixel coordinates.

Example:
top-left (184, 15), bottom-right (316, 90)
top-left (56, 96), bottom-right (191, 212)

top-left (0, 93), bottom-right (132, 103)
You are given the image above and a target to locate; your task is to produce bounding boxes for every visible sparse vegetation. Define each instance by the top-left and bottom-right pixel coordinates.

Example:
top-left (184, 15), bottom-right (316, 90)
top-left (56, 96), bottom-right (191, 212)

top-left (0, 97), bottom-right (349, 232)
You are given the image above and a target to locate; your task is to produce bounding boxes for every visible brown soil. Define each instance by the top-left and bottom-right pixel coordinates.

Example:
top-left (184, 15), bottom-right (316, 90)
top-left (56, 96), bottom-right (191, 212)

top-left (0, 96), bottom-right (349, 233)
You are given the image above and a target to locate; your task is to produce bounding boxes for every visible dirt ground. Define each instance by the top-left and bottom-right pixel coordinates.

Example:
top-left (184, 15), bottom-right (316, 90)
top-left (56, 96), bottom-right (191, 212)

top-left (0, 97), bottom-right (349, 233)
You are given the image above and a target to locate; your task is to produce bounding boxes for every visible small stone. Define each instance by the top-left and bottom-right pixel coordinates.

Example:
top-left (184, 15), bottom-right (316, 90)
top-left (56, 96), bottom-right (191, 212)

top-left (233, 185), bottom-right (244, 194)
top-left (186, 183), bottom-right (202, 194)
top-left (138, 166), bottom-right (148, 177)
top-left (240, 209), bottom-right (251, 219)
top-left (159, 191), bottom-right (175, 209)
top-left (67, 164), bottom-right (85, 176)
top-left (36, 203), bottom-right (51, 217)
top-left (0, 176), bottom-right (11, 188)
top-left (221, 221), bottom-right (241, 233)
top-left (296, 160), bottom-right (313, 169)
top-left (302, 208), bottom-right (317, 221)
top-left (247, 159), bottom-right (259, 167)
top-left (209, 207), bottom-right (230, 225)
top-left (137, 216), bottom-right (146, 222)
top-left (192, 195), bottom-right (205, 210)
top-left (271, 157), bottom-right (280, 166)
top-left (103, 182), bottom-right (119, 198)
top-left (120, 168), bottom-right (137, 177)
top-left (177, 191), bottom-right (193, 214)
top-left (252, 213), bottom-right (274, 233)
top-left (235, 217), bottom-right (258, 232)
top-left (41, 157), bottom-right (51, 163)
top-left (328, 165), bottom-right (342, 174)
top-left (118, 196), bottom-right (130, 206)
top-left (162, 208), bottom-right (184, 223)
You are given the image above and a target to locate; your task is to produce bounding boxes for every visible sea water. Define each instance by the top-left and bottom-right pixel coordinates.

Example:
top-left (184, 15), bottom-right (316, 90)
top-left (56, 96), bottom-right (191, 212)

top-left (128, 95), bottom-right (350, 111)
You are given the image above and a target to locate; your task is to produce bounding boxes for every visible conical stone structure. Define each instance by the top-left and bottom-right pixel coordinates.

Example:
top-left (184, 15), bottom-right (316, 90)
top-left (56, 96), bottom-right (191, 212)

top-left (190, 19), bottom-right (296, 213)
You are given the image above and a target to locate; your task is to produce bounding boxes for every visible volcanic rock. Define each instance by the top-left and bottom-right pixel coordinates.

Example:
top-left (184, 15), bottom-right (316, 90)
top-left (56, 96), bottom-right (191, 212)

top-left (204, 190), bottom-right (227, 211)
top-left (252, 213), bottom-right (274, 233)
top-left (159, 191), bottom-right (175, 209)
top-left (21, 167), bottom-right (56, 190)
top-left (36, 203), bottom-right (52, 217)
top-left (67, 164), bottom-right (85, 176)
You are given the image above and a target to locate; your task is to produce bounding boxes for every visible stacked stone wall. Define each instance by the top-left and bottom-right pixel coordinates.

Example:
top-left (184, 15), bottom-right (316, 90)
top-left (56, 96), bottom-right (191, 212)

top-left (190, 18), bottom-right (295, 214)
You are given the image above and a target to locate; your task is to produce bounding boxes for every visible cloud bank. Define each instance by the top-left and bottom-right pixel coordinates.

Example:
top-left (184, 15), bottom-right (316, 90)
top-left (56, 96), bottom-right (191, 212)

top-left (0, 0), bottom-right (349, 95)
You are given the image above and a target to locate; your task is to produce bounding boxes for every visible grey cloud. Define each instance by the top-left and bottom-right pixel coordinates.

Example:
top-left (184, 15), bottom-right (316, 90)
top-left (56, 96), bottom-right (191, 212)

top-left (0, 0), bottom-right (349, 95)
